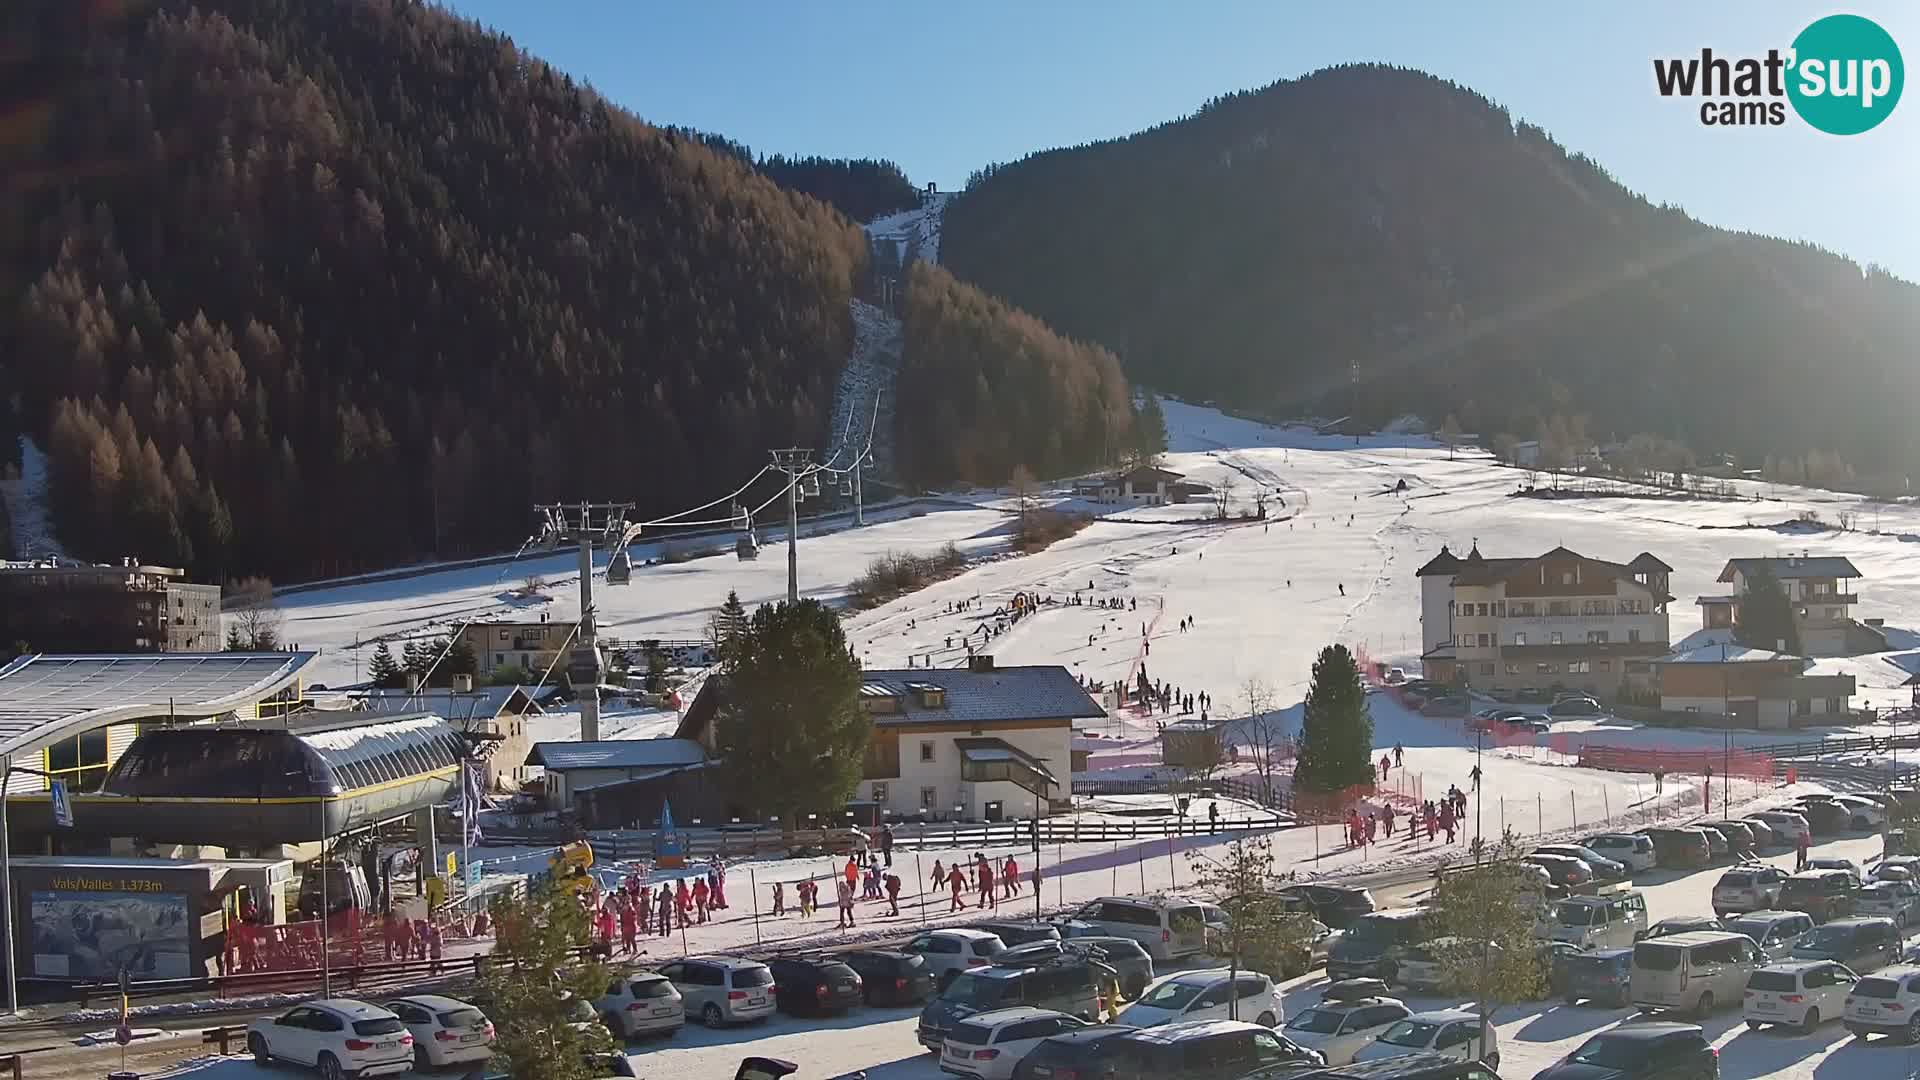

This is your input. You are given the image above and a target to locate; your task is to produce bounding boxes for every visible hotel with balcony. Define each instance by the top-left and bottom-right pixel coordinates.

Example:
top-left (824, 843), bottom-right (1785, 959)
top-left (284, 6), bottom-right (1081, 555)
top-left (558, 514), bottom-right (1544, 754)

top-left (1417, 544), bottom-right (1673, 700)
top-left (1697, 555), bottom-right (1877, 656)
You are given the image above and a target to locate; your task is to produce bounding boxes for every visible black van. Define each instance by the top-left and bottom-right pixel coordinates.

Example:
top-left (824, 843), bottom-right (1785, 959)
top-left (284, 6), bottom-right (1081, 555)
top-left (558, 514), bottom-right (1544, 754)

top-left (1789, 917), bottom-right (1899, 973)
top-left (1293, 1050), bottom-right (1502, 1080)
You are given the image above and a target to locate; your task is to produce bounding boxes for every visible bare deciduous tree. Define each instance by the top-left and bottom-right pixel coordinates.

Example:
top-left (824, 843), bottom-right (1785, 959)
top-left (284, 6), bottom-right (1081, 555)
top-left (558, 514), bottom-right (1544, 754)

top-left (224, 575), bottom-right (284, 651)
top-left (1010, 463), bottom-right (1037, 525)
top-left (1213, 475), bottom-right (1237, 519)
top-left (1237, 676), bottom-right (1286, 805)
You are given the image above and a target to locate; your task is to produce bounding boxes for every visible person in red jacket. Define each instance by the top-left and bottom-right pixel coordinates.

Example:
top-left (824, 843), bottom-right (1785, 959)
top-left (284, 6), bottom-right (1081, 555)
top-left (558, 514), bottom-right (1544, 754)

top-left (946, 865), bottom-right (967, 913)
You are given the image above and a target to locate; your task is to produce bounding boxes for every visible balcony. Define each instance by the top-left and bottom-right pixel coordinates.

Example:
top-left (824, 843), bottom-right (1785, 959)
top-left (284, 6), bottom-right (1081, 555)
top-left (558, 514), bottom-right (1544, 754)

top-left (1795, 593), bottom-right (1856, 606)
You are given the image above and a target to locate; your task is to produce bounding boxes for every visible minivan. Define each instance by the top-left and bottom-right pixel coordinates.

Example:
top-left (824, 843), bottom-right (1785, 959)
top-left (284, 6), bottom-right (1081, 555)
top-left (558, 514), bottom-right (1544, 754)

top-left (1721, 910), bottom-right (1814, 962)
top-left (1327, 908), bottom-right (1432, 982)
top-left (1631, 931), bottom-right (1760, 1017)
top-left (1779, 869), bottom-right (1858, 923)
top-left (1639, 828), bottom-right (1711, 869)
top-left (917, 958), bottom-right (1106, 1050)
top-left (1788, 917), bottom-right (1899, 973)
top-left (655, 956), bottom-right (776, 1026)
top-left (1543, 891), bottom-right (1647, 949)
top-left (1068, 897), bottom-right (1208, 962)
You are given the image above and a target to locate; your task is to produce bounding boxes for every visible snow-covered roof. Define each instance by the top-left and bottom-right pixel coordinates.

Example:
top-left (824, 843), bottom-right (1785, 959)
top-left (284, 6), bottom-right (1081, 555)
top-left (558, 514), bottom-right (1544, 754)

top-left (527, 737), bottom-right (708, 772)
top-left (0, 652), bottom-right (316, 760)
top-left (1656, 644), bottom-right (1807, 665)
top-left (859, 665), bottom-right (1104, 727)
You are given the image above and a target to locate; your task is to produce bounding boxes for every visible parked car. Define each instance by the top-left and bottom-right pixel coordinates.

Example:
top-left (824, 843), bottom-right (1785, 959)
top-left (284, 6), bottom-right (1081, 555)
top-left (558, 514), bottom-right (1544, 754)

top-left (1698, 821), bottom-right (1757, 858)
top-left (1742, 960), bottom-right (1858, 1033)
top-left (1737, 816), bottom-right (1778, 848)
top-left (1274, 916), bottom-right (1338, 978)
top-left (1805, 857), bottom-right (1864, 883)
top-left (1638, 916), bottom-right (1724, 943)
top-left (1832, 795), bottom-right (1886, 830)
top-left (768, 955), bottom-right (864, 1016)
top-left (998, 937), bottom-right (1156, 1001)
top-left (1790, 799), bottom-right (1849, 835)
top-left (1277, 884), bottom-right (1378, 930)
top-left (1009, 1024), bottom-right (1134, 1080)
top-left (842, 949), bottom-right (937, 1006)
top-left (1548, 697), bottom-right (1605, 717)
top-left (1534, 1022), bottom-right (1719, 1080)
top-left (1114, 969), bottom-right (1283, 1028)
top-left (977, 921), bottom-right (1064, 948)
top-left (906, 928), bottom-right (1008, 989)
top-left (1855, 881), bottom-right (1920, 927)
top-left (1842, 963), bottom-right (1920, 1042)
top-left (591, 972), bottom-right (684, 1040)
top-left (1721, 910), bottom-right (1815, 962)
top-left (1536, 844), bottom-right (1630, 883)
top-left (1326, 909), bottom-right (1432, 982)
top-left (1524, 854), bottom-right (1595, 896)
top-left (1513, 687), bottom-right (1551, 704)
top-left (656, 956), bottom-right (776, 1026)
top-left (1692, 826), bottom-right (1730, 861)
top-left (1281, 980), bottom-right (1410, 1066)
top-left (1872, 855), bottom-right (1920, 882)
top-left (1582, 833), bottom-right (1658, 874)
top-left (1711, 864), bottom-right (1788, 917)
top-left (1064, 897), bottom-right (1209, 962)
top-left (918, 957), bottom-right (1107, 1051)
top-left (1108, 1019), bottom-right (1323, 1080)
top-left (1551, 947), bottom-right (1634, 1007)
top-left (1789, 917), bottom-right (1900, 972)
top-left (378, 995), bottom-right (493, 1071)
top-left (1349, 1009), bottom-right (1497, 1069)
top-left (940, 1007), bottom-right (1086, 1080)
top-left (1393, 938), bottom-right (1480, 994)
top-left (1420, 696), bottom-right (1470, 718)
top-left (1779, 869), bottom-right (1859, 923)
top-left (1747, 810), bottom-right (1811, 847)
top-left (247, 999), bottom-right (415, 1080)
top-left (1639, 828), bottom-right (1711, 869)
top-left (1631, 931), bottom-right (1761, 1017)
top-left (1543, 891), bottom-right (1648, 949)
top-left (1300, 1051), bottom-right (1506, 1080)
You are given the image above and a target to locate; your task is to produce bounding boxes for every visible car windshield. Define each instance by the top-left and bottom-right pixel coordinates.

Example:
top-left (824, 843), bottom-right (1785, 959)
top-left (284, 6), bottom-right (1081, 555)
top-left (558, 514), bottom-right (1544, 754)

top-left (1378, 1020), bottom-right (1440, 1047)
top-left (1139, 980), bottom-right (1207, 1009)
top-left (1634, 943), bottom-right (1682, 971)
top-left (351, 1018), bottom-right (406, 1037)
top-left (1747, 971), bottom-right (1799, 992)
top-left (1285, 1008), bottom-right (1345, 1034)
top-left (1568, 1036), bottom-right (1648, 1068)
top-left (1795, 925), bottom-right (1851, 950)
top-left (943, 974), bottom-right (1010, 1008)
top-left (1555, 903), bottom-right (1596, 926)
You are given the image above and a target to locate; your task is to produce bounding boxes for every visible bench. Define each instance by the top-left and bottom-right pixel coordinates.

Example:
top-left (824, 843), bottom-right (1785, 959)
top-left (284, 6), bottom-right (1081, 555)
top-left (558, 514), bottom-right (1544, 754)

top-left (202, 1025), bottom-right (249, 1056)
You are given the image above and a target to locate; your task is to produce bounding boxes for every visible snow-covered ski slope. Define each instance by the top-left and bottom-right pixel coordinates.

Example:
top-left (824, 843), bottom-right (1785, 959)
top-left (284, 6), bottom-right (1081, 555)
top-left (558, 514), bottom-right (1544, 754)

top-left (281, 397), bottom-right (1920, 713)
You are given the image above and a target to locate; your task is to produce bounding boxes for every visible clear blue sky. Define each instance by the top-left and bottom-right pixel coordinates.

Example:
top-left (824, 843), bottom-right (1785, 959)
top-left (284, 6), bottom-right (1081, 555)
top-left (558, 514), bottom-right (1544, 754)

top-left (444, 1), bottom-right (1917, 280)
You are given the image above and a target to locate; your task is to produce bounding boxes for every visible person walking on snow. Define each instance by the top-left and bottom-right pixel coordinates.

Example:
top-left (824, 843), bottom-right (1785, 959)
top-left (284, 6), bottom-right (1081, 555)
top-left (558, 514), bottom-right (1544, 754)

top-left (1208, 802), bottom-right (1220, 833)
top-left (1653, 767), bottom-right (1665, 796)
top-left (1468, 764), bottom-right (1482, 789)
top-left (1003, 856), bottom-right (1020, 898)
top-left (946, 865), bottom-right (967, 912)
top-left (1379, 754), bottom-right (1391, 781)
top-left (691, 876), bottom-right (709, 924)
top-left (885, 872), bottom-right (902, 916)
top-left (1338, 583), bottom-right (1345, 596)
top-left (772, 881), bottom-right (786, 916)
top-left (1393, 743), bottom-right (1404, 767)
top-left (1381, 803), bottom-right (1395, 836)
top-left (1795, 828), bottom-right (1810, 872)
top-left (835, 875), bottom-right (857, 930)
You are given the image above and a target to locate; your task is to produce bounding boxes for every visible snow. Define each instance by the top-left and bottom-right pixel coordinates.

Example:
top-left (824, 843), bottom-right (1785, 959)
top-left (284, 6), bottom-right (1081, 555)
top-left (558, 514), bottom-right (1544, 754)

top-left (0, 435), bottom-right (63, 559)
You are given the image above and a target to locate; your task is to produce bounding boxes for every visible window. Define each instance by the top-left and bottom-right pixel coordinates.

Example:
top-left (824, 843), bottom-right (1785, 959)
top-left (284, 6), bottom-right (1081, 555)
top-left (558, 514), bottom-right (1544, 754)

top-left (498, 629), bottom-right (509, 641)
top-left (1626, 661), bottom-right (1651, 673)
top-left (45, 728), bottom-right (111, 793)
top-left (1536, 662), bottom-right (1556, 674)
top-left (1568, 660), bottom-right (1591, 674)
top-left (1513, 632), bottom-right (1527, 646)
top-left (1505, 663), bottom-right (1520, 675)
top-left (1476, 633), bottom-right (1490, 648)
top-left (1561, 572), bottom-right (1573, 585)
top-left (1477, 603), bottom-right (1489, 616)
top-left (1588, 630), bottom-right (1609, 644)
top-left (1550, 632), bottom-right (1564, 645)
top-left (920, 786), bottom-right (938, 810)
top-left (1598, 660), bottom-right (1612, 672)
top-left (1480, 663), bottom-right (1494, 676)
top-left (1548, 600), bottom-right (1572, 616)
top-left (920, 741), bottom-right (935, 762)
top-left (1628, 629), bottom-right (1641, 643)
top-left (1493, 602), bottom-right (1505, 617)
top-left (871, 782), bottom-right (888, 803)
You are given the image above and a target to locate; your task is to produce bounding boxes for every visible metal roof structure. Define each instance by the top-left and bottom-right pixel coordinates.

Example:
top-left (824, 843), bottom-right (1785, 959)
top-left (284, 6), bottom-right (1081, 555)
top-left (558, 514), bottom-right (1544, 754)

top-left (526, 737), bottom-right (709, 772)
top-left (0, 652), bottom-right (316, 760)
top-left (1719, 556), bottom-right (1863, 582)
top-left (858, 665), bottom-right (1104, 727)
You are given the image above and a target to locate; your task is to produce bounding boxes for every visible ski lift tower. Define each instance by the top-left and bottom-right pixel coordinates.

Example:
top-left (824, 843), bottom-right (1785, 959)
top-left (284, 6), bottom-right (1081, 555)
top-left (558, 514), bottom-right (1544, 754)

top-left (768, 449), bottom-right (817, 604)
top-left (534, 501), bottom-right (633, 741)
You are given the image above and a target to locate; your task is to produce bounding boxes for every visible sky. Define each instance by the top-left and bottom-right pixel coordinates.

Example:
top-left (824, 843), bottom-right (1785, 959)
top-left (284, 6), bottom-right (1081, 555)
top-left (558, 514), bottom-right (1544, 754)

top-left (442, 1), bottom-right (1917, 281)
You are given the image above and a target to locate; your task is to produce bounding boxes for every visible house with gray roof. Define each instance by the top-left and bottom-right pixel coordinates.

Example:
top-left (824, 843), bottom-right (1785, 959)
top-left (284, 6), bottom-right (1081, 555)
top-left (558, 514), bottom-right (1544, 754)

top-left (1700, 555), bottom-right (1874, 656)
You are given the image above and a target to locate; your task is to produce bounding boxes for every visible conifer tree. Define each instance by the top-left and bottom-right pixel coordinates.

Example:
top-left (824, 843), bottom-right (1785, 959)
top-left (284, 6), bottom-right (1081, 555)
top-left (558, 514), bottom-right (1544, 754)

top-left (707, 590), bottom-right (750, 667)
top-left (1733, 563), bottom-right (1802, 656)
top-left (367, 641), bottom-right (403, 689)
top-left (1293, 643), bottom-right (1374, 794)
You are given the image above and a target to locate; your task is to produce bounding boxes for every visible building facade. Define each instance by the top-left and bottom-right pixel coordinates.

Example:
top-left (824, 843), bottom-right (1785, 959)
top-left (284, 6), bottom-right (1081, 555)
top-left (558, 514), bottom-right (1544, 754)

top-left (1697, 556), bottom-right (1866, 656)
top-left (1417, 545), bottom-right (1672, 700)
top-left (458, 618), bottom-right (571, 678)
top-left (1654, 644), bottom-right (1855, 729)
top-left (0, 559), bottom-right (220, 654)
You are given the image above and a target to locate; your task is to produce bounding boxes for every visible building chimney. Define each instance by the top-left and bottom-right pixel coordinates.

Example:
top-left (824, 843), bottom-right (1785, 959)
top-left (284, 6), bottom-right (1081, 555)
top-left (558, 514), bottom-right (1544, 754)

top-left (453, 673), bottom-right (475, 693)
top-left (968, 655), bottom-right (995, 673)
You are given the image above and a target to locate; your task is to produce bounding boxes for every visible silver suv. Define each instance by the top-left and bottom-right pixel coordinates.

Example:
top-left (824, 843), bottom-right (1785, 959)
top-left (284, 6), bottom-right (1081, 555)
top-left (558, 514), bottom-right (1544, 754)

top-left (1712, 864), bottom-right (1788, 917)
top-left (654, 956), bottom-right (775, 1026)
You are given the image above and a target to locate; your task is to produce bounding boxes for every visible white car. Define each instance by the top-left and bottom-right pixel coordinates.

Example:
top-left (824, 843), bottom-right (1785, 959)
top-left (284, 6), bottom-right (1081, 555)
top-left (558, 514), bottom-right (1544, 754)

top-left (1282, 983), bottom-right (1411, 1066)
top-left (1114, 969), bottom-right (1284, 1028)
top-left (248, 999), bottom-right (414, 1080)
top-left (1831, 796), bottom-right (1886, 830)
top-left (1872, 856), bottom-right (1920, 882)
top-left (379, 995), bottom-right (493, 1070)
top-left (593, 972), bottom-right (685, 1039)
top-left (1806, 857), bottom-right (1865, 884)
top-left (1350, 1009), bottom-right (1499, 1069)
top-left (906, 928), bottom-right (1007, 989)
top-left (1581, 833), bottom-right (1657, 874)
top-left (1856, 881), bottom-right (1920, 927)
top-left (1749, 811), bottom-right (1811, 847)
top-left (1743, 961), bottom-right (1857, 1033)
top-left (939, 1006), bottom-right (1085, 1079)
top-left (1844, 963), bottom-right (1920, 1042)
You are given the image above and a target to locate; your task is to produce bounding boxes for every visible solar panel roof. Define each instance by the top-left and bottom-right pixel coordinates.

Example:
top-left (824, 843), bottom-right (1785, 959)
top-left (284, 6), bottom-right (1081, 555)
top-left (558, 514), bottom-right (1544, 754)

top-left (0, 652), bottom-right (317, 759)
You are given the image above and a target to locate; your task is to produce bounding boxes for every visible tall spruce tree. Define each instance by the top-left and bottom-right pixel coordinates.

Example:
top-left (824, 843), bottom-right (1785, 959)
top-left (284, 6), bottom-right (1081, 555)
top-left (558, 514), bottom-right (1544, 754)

top-left (1293, 643), bottom-right (1374, 794)
top-left (707, 589), bottom-right (750, 667)
top-left (1135, 393), bottom-right (1169, 460)
top-left (717, 599), bottom-right (869, 827)
top-left (1733, 563), bottom-right (1802, 655)
top-left (367, 642), bottom-right (403, 689)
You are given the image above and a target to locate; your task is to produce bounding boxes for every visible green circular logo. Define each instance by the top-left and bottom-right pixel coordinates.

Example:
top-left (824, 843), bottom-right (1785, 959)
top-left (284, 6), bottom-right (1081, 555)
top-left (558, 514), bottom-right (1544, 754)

top-left (1787, 14), bottom-right (1903, 135)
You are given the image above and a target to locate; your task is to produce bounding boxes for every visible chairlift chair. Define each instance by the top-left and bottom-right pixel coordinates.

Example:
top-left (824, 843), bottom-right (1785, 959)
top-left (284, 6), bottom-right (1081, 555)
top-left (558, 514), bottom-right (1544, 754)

top-left (736, 533), bottom-right (760, 561)
top-left (802, 473), bottom-right (821, 498)
top-left (839, 478), bottom-right (854, 497)
top-left (606, 548), bottom-right (632, 585)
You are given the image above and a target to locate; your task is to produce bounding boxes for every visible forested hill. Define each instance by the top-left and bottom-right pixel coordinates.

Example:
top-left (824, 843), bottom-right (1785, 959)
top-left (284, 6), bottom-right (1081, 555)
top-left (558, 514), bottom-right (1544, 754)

top-left (3, 0), bottom-right (866, 581)
top-left (671, 129), bottom-right (921, 225)
top-left (943, 64), bottom-right (1920, 477)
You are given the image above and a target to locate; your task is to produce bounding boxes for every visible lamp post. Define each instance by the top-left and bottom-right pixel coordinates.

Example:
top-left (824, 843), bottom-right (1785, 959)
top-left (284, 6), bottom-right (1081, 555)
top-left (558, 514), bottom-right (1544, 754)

top-left (1, 759), bottom-right (63, 1015)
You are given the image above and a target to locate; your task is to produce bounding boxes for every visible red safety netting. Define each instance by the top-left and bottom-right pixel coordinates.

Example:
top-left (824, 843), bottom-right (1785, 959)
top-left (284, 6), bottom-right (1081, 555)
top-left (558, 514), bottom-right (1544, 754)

top-left (226, 911), bottom-right (456, 974)
top-left (1574, 743), bottom-right (1777, 781)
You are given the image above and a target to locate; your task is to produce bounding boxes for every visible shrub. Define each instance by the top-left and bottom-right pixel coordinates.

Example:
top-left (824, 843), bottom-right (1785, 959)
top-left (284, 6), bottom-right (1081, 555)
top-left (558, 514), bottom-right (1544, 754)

top-left (1013, 508), bottom-right (1091, 553)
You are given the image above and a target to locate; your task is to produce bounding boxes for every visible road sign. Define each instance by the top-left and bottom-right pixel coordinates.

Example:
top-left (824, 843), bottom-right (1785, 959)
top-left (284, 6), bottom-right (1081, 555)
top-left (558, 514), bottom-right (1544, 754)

top-left (446, 852), bottom-right (458, 878)
top-left (50, 779), bottom-right (73, 828)
top-left (467, 862), bottom-right (481, 887)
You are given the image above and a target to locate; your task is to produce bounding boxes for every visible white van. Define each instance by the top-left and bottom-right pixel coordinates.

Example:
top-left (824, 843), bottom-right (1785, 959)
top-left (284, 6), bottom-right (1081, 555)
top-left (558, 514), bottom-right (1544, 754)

top-left (1631, 930), bottom-right (1761, 1018)
top-left (1067, 897), bottom-right (1209, 962)
top-left (1542, 891), bottom-right (1648, 949)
